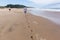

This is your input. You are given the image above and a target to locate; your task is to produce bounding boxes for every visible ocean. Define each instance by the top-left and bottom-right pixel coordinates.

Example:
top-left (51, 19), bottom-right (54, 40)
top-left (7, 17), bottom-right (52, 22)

top-left (28, 8), bottom-right (60, 25)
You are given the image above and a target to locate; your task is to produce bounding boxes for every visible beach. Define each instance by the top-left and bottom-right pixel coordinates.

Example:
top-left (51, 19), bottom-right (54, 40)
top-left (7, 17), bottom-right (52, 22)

top-left (0, 8), bottom-right (60, 40)
top-left (29, 8), bottom-right (60, 25)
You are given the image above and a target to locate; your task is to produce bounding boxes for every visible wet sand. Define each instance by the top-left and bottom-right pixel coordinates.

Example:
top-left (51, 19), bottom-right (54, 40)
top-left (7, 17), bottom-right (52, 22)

top-left (29, 8), bottom-right (60, 25)
top-left (0, 8), bottom-right (60, 40)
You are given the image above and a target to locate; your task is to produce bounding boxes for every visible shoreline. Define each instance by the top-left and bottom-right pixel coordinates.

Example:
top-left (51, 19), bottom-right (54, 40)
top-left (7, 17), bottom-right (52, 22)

top-left (0, 8), bottom-right (60, 40)
top-left (29, 8), bottom-right (60, 25)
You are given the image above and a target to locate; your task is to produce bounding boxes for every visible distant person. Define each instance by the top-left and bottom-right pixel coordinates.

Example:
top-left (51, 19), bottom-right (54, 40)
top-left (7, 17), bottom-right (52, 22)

top-left (9, 8), bottom-right (11, 11)
top-left (24, 7), bottom-right (27, 14)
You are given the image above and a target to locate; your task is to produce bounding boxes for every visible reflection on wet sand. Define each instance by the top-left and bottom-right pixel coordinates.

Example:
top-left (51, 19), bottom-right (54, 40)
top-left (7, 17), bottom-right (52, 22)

top-left (29, 8), bottom-right (60, 25)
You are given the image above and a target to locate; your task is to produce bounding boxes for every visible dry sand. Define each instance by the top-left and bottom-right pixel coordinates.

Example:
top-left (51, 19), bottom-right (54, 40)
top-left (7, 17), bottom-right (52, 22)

top-left (0, 8), bottom-right (60, 40)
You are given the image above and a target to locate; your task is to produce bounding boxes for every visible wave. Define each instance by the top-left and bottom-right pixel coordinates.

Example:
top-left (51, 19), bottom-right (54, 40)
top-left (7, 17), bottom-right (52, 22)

top-left (28, 8), bottom-right (60, 25)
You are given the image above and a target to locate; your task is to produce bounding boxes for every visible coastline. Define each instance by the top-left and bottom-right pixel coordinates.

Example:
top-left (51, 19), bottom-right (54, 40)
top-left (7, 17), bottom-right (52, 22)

top-left (0, 8), bottom-right (60, 40)
top-left (29, 8), bottom-right (60, 25)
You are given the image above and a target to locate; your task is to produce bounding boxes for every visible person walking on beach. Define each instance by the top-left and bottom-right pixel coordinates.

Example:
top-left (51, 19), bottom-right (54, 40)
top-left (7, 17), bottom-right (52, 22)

top-left (9, 8), bottom-right (11, 11)
top-left (24, 7), bottom-right (27, 14)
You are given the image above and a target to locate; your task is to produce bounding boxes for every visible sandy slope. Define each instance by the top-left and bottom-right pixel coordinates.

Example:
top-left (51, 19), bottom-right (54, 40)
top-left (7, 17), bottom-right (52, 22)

top-left (0, 8), bottom-right (60, 40)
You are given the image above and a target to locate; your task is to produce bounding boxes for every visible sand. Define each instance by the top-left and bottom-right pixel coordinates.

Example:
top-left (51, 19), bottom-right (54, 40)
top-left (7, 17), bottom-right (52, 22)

top-left (0, 8), bottom-right (60, 40)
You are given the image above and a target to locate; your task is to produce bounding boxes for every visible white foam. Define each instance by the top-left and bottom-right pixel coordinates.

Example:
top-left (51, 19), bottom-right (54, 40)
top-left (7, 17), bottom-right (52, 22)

top-left (28, 8), bottom-right (60, 25)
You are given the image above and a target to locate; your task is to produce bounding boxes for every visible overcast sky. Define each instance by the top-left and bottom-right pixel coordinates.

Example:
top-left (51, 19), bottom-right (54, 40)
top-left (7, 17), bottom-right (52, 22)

top-left (0, 0), bottom-right (60, 8)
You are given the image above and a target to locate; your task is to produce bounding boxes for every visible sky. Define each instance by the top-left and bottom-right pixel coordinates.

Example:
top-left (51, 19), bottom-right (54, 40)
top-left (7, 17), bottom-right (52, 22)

top-left (0, 0), bottom-right (60, 8)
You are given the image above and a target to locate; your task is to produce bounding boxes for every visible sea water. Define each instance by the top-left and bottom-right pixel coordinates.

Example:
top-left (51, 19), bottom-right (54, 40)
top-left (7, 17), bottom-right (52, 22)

top-left (28, 8), bottom-right (60, 25)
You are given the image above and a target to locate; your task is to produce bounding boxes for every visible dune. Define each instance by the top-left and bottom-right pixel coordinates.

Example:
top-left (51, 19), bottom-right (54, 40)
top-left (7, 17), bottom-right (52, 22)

top-left (0, 8), bottom-right (60, 40)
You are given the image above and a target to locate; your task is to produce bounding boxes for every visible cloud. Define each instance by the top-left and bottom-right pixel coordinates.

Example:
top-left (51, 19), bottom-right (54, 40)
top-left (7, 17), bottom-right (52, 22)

top-left (29, 0), bottom-right (60, 5)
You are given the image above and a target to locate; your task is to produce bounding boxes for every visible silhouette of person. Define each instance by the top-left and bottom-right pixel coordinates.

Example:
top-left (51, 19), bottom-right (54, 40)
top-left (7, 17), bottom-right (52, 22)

top-left (9, 8), bottom-right (11, 11)
top-left (24, 7), bottom-right (27, 14)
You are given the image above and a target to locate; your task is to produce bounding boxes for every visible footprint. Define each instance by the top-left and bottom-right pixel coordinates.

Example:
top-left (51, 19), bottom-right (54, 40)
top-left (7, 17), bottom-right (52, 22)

top-left (30, 36), bottom-right (33, 40)
top-left (8, 27), bottom-right (13, 32)
top-left (30, 30), bottom-right (33, 32)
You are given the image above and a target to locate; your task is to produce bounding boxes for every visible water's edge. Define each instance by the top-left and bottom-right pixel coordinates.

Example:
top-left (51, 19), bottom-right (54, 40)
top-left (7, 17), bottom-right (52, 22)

top-left (28, 8), bottom-right (60, 25)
